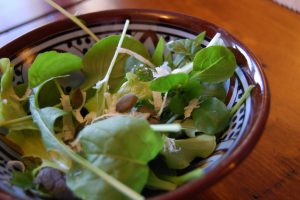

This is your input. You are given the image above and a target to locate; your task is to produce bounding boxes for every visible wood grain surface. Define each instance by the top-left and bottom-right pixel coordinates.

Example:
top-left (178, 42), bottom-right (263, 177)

top-left (1, 0), bottom-right (300, 199)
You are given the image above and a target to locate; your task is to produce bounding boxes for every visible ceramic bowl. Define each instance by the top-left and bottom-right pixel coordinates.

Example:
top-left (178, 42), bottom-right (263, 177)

top-left (0, 9), bottom-right (270, 200)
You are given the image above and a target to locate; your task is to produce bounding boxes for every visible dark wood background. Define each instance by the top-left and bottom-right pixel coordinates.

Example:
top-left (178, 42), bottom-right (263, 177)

top-left (1, 0), bottom-right (300, 199)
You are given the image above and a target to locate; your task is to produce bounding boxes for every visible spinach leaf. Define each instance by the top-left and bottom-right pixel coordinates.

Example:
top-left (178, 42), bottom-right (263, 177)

top-left (182, 80), bottom-right (226, 102)
top-left (150, 73), bottom-right (188, 92)
top-left (151, 37), bottom-right (165, 66)
top-left (30, 78), bottom-right (144, 200)
top-left (161, 135), bottom-right (216, 169)
top-left (192, 97), bottom-right (230, 135)
top-left (28, 51), bottom-right (82, 88)
top-left (168, 94), bottom-right (186, 115)
top-left (67, 116), bottom-right (164, 200)
top-left (192, 46), bottom-right (236, 83)
top-left (81, 35), bottom-right (150, 90)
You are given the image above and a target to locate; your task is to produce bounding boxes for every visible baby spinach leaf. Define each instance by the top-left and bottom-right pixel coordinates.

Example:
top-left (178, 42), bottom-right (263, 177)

top-left (81, 35), bottom-right (150, 90)
top-left (161, 135), bottom-right (216, 169)
top-left (150, 73), bottom-right (188, 92)
top-left (192, 46), bottom-right (236, 83)
top-left (67, 116), bottom-right (164, 200)
top-left (30, 78), bottom-right (144, 200)
top-left (152, 37), bottom-right (165, 66)
top-left (182, 80), bottom-right (226, 102)
top-left (168, 94), bottom-right (186, 115)
top-left (192, 97), bottom-right (230, 135)
top-left (28, 51), bottom-right (82, 88)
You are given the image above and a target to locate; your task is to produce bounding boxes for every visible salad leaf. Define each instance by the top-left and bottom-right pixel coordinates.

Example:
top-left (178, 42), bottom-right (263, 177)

top-left (117, 73), bottom-right (152, 99)
top-left (192, 97), bottom-right (230, 135)
top-left (146, 170), bottom-right (176, 191)
top-left (161, 135), bottom-right (216, 169)
top-left (182, 80), bottom-right (226, 102)
top-left (30, 78), bottom-right (144, 200)
top-left (124, 57), bottom-right (153, 81)
top-left (151, 37), bottom-right (165, 66)
top-left (163, 167), bottom-right (204, 186)
top-left (81, 35), bottom-right (150, 90)
top-left (0, 58), bottom-right (28, 121)
top-left (0, 116), bottom-right (37, 131)
top-left (192, 46), bottom-right (236, 83)
top-left (11, 169), bottom-right (35, 190)
top-left (67, 116), bottom-right (164, 200)
top-left (167, 32), bottom-right (205, 68)
top-left (150, 73), bottom-right (188, 92)
top-left (168, 94), bottom-right (185, 115)
top-left (7, 130), bottom-right (49, 159)
top-left (28, 51), bottom-right (82, 88)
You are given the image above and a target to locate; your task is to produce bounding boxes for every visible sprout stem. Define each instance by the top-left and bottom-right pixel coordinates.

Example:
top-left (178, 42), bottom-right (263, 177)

top-left (150, 124), bottom-right (181, 132)
top-left (230, 85), bottom-right (255, 117)
top-left (44, 0), bottom-right (99, 42)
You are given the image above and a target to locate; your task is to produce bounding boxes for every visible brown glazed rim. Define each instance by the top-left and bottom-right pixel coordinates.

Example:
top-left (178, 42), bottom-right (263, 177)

top-left (0, 9), bottom-right (270, 200)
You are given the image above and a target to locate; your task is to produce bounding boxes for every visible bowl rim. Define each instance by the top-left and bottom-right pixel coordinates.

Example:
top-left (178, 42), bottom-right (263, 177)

top-left (0, 8), bottom-right (270, 200)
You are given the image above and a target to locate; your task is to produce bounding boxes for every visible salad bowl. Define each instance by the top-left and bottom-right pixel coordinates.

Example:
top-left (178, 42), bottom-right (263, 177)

top-left (0, 9), bottom-right (269, 200)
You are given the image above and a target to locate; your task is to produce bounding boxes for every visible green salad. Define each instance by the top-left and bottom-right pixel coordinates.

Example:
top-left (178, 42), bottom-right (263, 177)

top-left (0, 3), bottom-right (253, 200)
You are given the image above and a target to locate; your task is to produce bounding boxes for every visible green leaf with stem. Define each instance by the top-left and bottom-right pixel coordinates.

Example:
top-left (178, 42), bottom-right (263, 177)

top-left (163, 167), bottom-right (204, 186)
top-left (192, 46), bottom-right (236, 83)
top-left (29, 77), bottom-right (145, 200)
top-left (150, 73), bottom-right (189, 92)
top-left (152, 37), bottom-right (165, 66)
top-left (230, 85), bottom-right (255, 116)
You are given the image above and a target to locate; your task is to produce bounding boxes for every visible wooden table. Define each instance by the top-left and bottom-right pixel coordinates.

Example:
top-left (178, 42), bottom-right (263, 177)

top-left (1, 0), bottom-right (300, 199)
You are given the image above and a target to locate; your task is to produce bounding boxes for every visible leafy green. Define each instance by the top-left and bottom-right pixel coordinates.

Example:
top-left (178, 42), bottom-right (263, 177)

top-left (146, 170), bottom-right (176, 191)
top-left (192, 97), bottom-right (230, 135)
top-left (67, 116), bottom-right (164, 200)
top-left (117, 73), bottom-right (152, 99)
top-left (152, 37), bottom-right (165, 66)
top-left (161, 135), bottom-right (216, 169)
top-left (0, 58), bottom-right (28, 121)
top-left (11, 170), bottom-right (35, 190)
top-left (10, 158), bottom-right (41, 190)
top-left (124, 57), bottom-right (153, 81)
top-left (7, 130), bottom-right (49, 159)
top-left (150, 73), bottom-right (188, 92)
top-left (192, 46), bottom-right (236, 83)
top-left (38, 80), bottom-right (61, 107)
top-left (180, 119), bottom-right (199, 138)
top-left (81, 35), bottom-right (150, 90)
top-left (168, 94), bottom-right (185, 115)
top-left (28, 51), bottom-right (82, 88)
top-left (167, 32), bottom-right (205, 68)
top-left (30, 78), bottom-right (144, 200)
top-left (162, 167), bottom-right (204, 186)
top-left (182, 80), bottom-right (226, 102)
